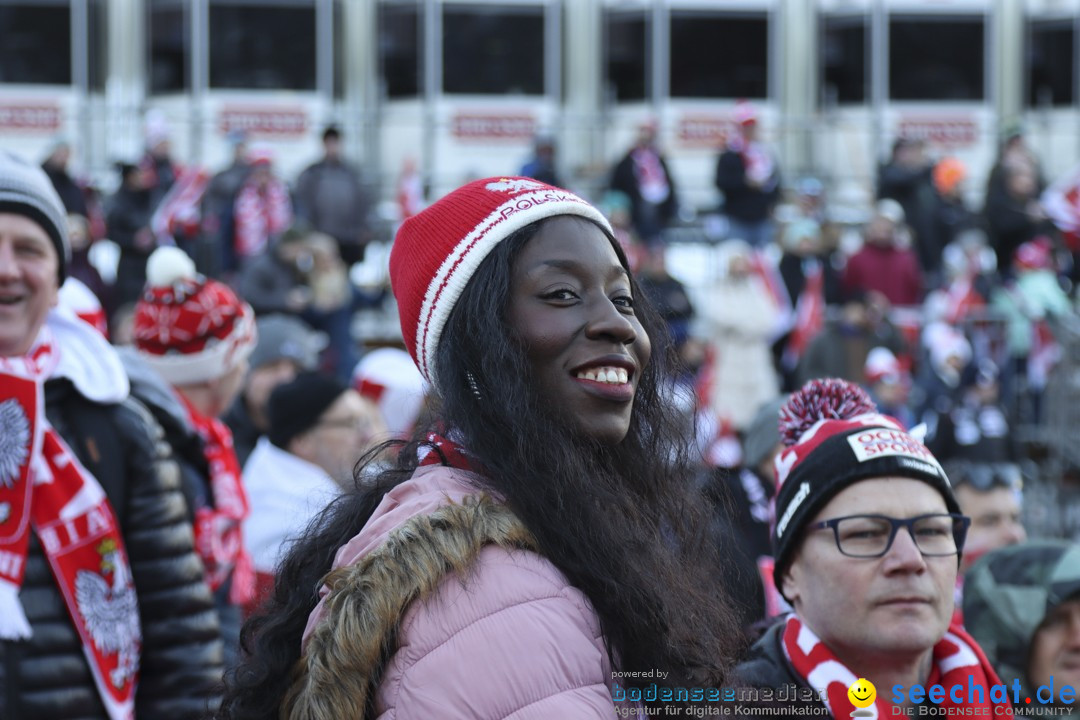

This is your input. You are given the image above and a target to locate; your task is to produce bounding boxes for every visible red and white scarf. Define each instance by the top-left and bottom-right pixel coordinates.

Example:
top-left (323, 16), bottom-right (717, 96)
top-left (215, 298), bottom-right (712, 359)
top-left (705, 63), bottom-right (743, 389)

top-left (418, 432), bottom-right (476, 472)
top-left (0, 327), bottom-right (139, 720)
top-left (632, 147), bottom-right (671, 205)
top-left (178, 395), bottom-right (255, 606)
top-left (234, 177), bottom-right (293, 259)
top-left (781, 615), bottom-right (1013, 718)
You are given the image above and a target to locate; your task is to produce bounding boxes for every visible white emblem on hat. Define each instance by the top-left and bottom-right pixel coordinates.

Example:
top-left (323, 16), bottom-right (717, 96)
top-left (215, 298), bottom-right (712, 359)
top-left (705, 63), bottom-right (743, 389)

top-left (776, 482), bottom-right (811, 539)
top-left (485, 178), bottom-right (547, 194)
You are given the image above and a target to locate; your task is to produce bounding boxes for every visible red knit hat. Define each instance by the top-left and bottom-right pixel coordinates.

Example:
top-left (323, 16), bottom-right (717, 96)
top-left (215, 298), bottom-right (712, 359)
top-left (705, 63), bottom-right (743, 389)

top-left (133, 247), bottom-right (256, 385)
top-left (388, 176), bottom-right (612, 387)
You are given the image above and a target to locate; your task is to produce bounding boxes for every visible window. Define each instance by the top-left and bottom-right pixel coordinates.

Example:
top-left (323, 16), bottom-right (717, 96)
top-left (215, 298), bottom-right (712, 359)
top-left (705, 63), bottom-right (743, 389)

top-left (0, 2), bottom-right (71, 85)
top-left (209, 0), bottom-right (316, 90)
top-left (670, 11), bottom-right (767, 99)
top-left (379, 2), bottom-right (421, 98)
top-left (1028, 20), bottom-right (1074, 107)
top-left (889, 15), bottom-right (984, 101)
top-left (443, 4), bottom-right (544, 94)
top-left (149, 0), bottom-right (187, 93)
top-left (822, 15), bottom-right (866, 105)
top-left (604, 10), bottom-right (648, 102)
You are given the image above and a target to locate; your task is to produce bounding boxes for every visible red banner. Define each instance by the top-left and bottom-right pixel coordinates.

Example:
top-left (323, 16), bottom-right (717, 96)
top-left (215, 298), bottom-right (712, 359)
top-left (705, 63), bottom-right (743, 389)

top-left (676, 114), bottom-right (733, 148)
top-left (897, 116), bottom-right (978, 147)
top-left (0, 103), bottom-right (62, 132)
top-left (218, 106), bottom-right (309, 137)
top-left (451, 113), bottom-right (535, 141)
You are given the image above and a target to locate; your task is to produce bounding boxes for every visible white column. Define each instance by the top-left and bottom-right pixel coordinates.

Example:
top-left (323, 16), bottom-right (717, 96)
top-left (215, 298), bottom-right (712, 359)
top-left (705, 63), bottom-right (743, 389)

top-left (189, 0), bottom-right (209, 166)
top-left (106, 0), bottom-right (146, 162)
top-left (422, 0), bottom-right (441, 191)
top-left (563, 0), bottom-right (603, 191)
top-left (341, 0), bottom-right (379, 176)
top-left (870, 0), bottom-right (888, 170)
top-left (993, 0), bottom-right (1025, 136)
top-left (778, 0), bottom-right (817, 178)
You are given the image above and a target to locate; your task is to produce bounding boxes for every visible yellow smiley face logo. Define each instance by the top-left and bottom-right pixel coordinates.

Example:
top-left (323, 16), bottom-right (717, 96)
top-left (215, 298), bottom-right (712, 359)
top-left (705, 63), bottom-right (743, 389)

top-left (847, 678), bottom-right (876, 708)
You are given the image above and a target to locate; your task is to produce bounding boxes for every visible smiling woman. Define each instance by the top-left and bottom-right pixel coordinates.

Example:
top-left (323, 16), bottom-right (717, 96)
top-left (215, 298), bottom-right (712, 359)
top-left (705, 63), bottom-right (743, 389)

top-left (220, 177), bottom-right (743, 720)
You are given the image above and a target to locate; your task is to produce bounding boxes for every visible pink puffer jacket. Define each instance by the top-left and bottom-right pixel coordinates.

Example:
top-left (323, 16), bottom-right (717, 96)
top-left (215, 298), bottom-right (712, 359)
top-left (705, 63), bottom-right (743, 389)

top-left (298, 464), bottom-right (620, 719)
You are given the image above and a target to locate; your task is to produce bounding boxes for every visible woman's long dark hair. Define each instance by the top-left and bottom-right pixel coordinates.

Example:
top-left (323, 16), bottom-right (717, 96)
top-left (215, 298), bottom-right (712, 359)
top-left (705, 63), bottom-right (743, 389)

top-left (218, 218), bottom-right (743, 718)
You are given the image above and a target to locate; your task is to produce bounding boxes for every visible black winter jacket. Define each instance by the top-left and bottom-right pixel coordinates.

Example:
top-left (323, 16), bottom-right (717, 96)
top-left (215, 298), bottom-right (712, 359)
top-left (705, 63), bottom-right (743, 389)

top-left (0, 379), bottom-right (224, 720)
top-left (731, 622), bottom-right (828, 711)
top-left (715, 149), bottom-right (781, 223)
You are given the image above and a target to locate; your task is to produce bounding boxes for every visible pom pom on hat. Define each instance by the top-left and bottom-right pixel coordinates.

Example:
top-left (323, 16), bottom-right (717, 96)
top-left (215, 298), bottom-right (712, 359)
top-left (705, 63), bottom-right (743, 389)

top-left (133, 247), bottom-right (256, 386)
top-left (778, 378), bottom-right (876, 447)
top-left (146, 246), bottom-right (197, 287)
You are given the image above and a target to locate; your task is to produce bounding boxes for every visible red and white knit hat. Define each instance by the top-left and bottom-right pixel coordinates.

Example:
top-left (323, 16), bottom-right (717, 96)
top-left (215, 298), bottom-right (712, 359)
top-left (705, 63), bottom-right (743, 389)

top-left (352, 347), bottom-right (429, 439)
top-left (133, 247), bottom-right (256, 385)
top-left (58, 277), bottom-right (109, 339)
top-left (770, 378), bottom-right (959, 599)
top-left (388, 176), bottom-right (612, 387)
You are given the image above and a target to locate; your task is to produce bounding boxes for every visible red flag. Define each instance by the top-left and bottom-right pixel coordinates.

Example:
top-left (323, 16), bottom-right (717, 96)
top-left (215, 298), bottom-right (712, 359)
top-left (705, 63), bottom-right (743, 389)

top-left (783, 261), bottom-right (824, 370)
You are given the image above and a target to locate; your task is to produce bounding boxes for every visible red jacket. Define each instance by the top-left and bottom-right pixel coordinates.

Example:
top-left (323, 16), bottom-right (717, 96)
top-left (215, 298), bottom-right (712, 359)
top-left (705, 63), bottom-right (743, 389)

top-left (843, 243), bottom-right (923, 306)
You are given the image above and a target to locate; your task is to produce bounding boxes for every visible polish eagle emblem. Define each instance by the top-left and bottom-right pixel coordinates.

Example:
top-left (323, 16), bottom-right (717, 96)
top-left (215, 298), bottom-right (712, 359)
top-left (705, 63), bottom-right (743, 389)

top-left (485, 178), bottom-right (546, 194)
top-left (0, 398), bottom-right (31, 489)
top-left (75, 538), bottom-right (141, 688)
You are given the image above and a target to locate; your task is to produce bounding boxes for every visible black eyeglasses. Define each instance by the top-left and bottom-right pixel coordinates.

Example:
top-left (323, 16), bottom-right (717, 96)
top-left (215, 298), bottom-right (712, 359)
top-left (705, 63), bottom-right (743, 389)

top-left (810, 513), bottom-right (971, 558)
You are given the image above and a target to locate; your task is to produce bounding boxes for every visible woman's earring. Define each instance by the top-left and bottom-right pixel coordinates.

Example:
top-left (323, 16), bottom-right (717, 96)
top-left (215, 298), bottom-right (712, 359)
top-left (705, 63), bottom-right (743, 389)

top-left (466, 371), bottom-right (483, 401)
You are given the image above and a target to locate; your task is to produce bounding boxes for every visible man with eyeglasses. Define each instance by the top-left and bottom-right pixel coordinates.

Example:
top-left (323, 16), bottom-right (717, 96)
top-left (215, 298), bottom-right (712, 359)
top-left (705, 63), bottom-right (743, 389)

top-left (241, 371), bottom-right (386, 613)
top-left (734, 379), bottom-right (1010, 717)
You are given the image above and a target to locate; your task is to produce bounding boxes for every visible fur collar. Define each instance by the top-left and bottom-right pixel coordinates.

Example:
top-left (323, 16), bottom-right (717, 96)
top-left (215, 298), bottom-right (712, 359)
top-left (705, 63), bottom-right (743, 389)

top-left (283, 494), bottom-right (536, 719)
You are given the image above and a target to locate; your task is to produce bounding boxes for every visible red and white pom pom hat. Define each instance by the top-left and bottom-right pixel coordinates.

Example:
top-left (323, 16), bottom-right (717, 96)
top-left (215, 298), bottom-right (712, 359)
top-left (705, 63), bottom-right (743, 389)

top-left (769, 378), bottom-right (960, 600)
top-left (133, 247), bottom-right (257, 385)
top-left (388, 176), bottom-right (612, 388)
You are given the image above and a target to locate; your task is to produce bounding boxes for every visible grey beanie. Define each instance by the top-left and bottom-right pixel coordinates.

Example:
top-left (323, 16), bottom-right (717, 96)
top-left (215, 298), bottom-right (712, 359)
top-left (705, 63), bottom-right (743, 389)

top-left (250, 314), bottom-right (327, 371)
top-left (0, 151), bottom-right (70, 283)
top-left (742, 395), bottom-right (789, 471)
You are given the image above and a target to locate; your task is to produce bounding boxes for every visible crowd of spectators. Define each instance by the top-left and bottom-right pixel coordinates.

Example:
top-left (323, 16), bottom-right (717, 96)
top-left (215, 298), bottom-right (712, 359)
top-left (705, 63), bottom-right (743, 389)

top-left (7, 109), bottom-right (1080, 716)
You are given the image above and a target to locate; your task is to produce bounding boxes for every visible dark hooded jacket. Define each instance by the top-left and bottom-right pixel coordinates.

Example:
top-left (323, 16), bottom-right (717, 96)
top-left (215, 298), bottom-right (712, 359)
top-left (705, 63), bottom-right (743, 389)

top-left (964, 540), bottom-right (1080, 701)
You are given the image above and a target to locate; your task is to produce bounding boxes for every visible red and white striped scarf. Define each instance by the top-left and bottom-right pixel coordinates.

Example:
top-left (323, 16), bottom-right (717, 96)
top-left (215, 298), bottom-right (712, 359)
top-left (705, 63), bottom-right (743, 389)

top-left (178, 395), bottom-right (255, 606)
top-left (781, 615), bottom-right (1013, 718)
top-left (0, 329), bottom-right (139, 720)
top-left (782, 259), bottom-right (824, 371)
top-left (631, 147), bottom-right (671, 204)
top-left (151, 166), bottom-right (210, 245)
top-left (234, 177), bottom-right (293, 259)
